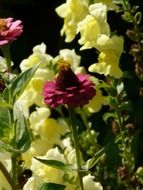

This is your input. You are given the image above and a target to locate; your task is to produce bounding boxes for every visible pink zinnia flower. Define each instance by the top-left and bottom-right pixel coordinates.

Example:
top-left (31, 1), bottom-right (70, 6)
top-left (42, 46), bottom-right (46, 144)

top-left (0, 17), bottom-right (23, 46)
top-left (43, 60), bottom-right (96, 108)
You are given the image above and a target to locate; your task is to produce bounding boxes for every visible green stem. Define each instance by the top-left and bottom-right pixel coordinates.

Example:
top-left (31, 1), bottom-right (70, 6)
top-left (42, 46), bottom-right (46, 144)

top-left (11, 153), bottom-right (17, 185)
top-left (68, 107), bottom-right (84, 190)
top-left (0, 161), bottom-right (16, 190)
top-left (1, 45), bottom-right (11, 72)
top-left (80, 108), bottom-right (97, 146)
top-left (116, 107), bottom-right (127, 164)
top-left (110, 78), bottom-right (129, 165)
top-left (122, 0), bottom-right (142, 48)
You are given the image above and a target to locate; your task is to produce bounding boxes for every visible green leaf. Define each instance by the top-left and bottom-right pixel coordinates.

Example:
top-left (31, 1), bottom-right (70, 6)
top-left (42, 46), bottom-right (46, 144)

top-left (134, 11), bottom-right (142, 25)
top-left (34, 158), bottom-right (73, 172)
top-left (3, 64), bottom-right (39, 103)
top-left (0, 140), bottom-right (15, 152)
top-left (119, 101), bottom-right (133, 112)
top-left (82, 147), bottom-right (105, 170)
top-left (0, 101), bottom-right (12, 108)
top-left (13, 102), bottom-right (31, 152)
top-left (103, 112), bottom-right (116, 124)
top-left (0, 107), bottom-right (11, 137)
top-left (0, 97), bottom-right (12, 108)
top-left (37, 183), bottom-right (65, 190)
top-left (116, 82), bottom-right (124, 95)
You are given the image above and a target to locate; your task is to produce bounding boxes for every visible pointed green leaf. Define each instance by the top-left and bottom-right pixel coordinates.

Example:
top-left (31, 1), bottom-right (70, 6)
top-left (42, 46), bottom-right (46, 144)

top-left (0, 107), bottom-right (11, 137)
top-left (34, 158), bottom-right (73, 172)
top-left (0, 96), bottom-right (12, 108)
top-left (37, 183), bottom-right (65, 190)
top-left (13, 102), bottom-right (31, 152)
top-left (0, 140), bottom-right (14, 152)
top-left (103, 112), bottom-right (116, 124)
top-left (119, 101), bottom-right (133, 112)
top-left (134, 11), bottom-right (142, 24)
top-left (83, 147), bottom-right (105, 170)
top-left (0, 100), bottom-right (12, 108)
top-left (3, 64), bottom-right (39, 103)
top-left (116, 82), bottom-right (124, 95)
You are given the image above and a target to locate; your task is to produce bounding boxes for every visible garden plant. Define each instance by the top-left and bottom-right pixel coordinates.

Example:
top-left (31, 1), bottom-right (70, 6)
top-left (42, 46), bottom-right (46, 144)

top-left (0, 0), bottom-right (143, 190)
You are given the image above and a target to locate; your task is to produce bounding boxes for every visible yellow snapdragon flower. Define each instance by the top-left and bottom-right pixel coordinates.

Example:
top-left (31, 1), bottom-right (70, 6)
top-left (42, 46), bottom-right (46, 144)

top-left (22, 107), bottom-right (66, 168)
top-left (84, 77), bottom-right (108, 113)
top-left (23, 147), bottom-right (103, 190)
top-left (23, 148), bottom-right (66, 190)
top-left (89, 35), bottom-right (124, 78)
top-left (77, 3), bottom-right (110, 50)
top-left (84, 88), bottom-right (108, 114)
top-left (55, 0), bottom-right (88, 42)
top-left (89, 50), bottom-right (123, 78)
top-left (20, 43), bottom-right (53, 71)
top-left (95, 35), bottom-right (124, 56)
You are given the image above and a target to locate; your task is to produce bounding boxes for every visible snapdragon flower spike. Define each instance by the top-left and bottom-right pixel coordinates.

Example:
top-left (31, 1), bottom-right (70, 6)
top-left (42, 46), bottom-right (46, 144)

top-left (43, 60), bottom-right (96, 108)
top-left (0, 17), bottom-right (23, 46)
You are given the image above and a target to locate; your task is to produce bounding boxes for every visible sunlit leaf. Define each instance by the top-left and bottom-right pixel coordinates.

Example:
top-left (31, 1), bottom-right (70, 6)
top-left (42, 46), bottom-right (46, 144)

top-left (82, 147), bottom-right (105, 170)
top-left (3, 64), bottom-right (39, 103)
top-left (34, 158), bottom-right (74, 172)
top-left (13, 102), bottom-right (31, 152)
top-left (103, 112), bottom-right (116, 124)
top-left (134, 11), bottom-right (142, 24)
top-left (0, 107), bottom-right (11, 136)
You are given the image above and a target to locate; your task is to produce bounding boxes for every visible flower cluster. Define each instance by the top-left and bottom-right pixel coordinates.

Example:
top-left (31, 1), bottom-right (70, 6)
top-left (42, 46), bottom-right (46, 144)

top-left (56, 0), bottom-right (123, 78)
top-left (0, 0), bottom-right (143, 190)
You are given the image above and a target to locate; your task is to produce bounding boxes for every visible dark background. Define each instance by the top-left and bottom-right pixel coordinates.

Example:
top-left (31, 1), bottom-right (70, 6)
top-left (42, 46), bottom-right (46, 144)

top-left (1, 0), bottom-right (143, 176)
top-left (0, 0), bottom-right (66, 66)
top-left (0, 0), bottom-right (142, 69)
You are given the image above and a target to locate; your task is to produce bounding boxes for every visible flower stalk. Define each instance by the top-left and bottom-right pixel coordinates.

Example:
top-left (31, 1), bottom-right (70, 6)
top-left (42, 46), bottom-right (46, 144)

top-left (68, 106), bottom-right (84, 190)
top-left (1, 45), bottom-right (11, 71)
top-left (11, 153), bottom-right (18, 190)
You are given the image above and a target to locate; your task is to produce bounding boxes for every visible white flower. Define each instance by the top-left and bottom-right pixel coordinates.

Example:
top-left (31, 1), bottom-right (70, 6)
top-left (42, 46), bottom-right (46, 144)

top-left (17, 43), bottom-right (55, 117)
top-left (20, 42), bottom-right (53, 71)
top-left (58, 49), bottom-right (81, 69)
top-left (89, 3), bottom-right (108, 21)
top-left (93, 0), bottom-right (119, 10)
top-left (83, 174), bottom-right (103, 190)
top-left (95, 35), bottom-right (124, 56)
top-left (23, 176), bottom-right (41, 190)
top-left (29, 107), bottom-right (51, 131)
top-left (30, 148), bottom-right (65, 184)
top-left (22, 108), bottom-right (67, 168)
top-left (45, 147), bottom-right (65, 161)
top-left (54, 48), bottom-right (85, 73)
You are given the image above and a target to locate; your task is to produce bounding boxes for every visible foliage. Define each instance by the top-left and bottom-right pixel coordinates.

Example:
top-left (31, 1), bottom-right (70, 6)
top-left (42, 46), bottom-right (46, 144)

top-left (0, 0), bottom-right (143, 190)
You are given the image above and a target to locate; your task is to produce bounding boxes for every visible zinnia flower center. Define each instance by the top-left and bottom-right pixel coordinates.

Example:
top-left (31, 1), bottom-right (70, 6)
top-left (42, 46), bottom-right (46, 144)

top-left (56, 60), bottom-right (80, 91)
top-left (0, 19), bottom-right (7, 32)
